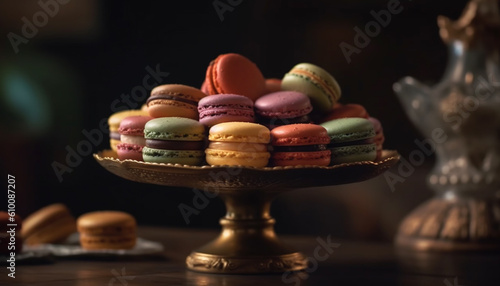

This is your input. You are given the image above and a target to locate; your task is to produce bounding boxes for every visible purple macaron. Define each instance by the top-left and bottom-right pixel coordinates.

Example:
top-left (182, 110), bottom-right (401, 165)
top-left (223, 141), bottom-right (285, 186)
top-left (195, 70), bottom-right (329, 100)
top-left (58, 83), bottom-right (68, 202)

top-left (197, 94), bottom-right (255, 127)
top-left (254, 91), bottom-right (313, 129)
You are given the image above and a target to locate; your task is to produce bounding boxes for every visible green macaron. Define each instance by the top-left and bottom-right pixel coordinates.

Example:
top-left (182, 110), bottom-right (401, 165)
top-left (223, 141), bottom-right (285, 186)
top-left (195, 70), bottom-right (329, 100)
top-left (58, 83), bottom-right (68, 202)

top-left (320, 118), bottom-right (377, 164)
top-left (142, 117), bottom-right (206, 165)
top-left (281, 63), bottom-right (341, 114)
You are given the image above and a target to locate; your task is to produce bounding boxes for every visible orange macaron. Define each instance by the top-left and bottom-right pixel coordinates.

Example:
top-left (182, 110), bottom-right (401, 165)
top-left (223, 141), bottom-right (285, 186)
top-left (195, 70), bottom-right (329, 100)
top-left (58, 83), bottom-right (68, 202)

top-left (319, 103), bottom-right (369, 123)
top-left (147, 84), bottom-right (208, 119)
top-left (21, 203), bottom-right (76, 245)
top-left (77, 211), bottom-right (136, 250)
top-left (204, 53), bottom-right (266, 101)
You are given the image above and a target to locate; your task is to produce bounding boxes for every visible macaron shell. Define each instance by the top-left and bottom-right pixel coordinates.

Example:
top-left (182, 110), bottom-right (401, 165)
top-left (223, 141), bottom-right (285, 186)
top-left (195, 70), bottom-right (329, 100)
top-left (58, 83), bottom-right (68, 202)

top-left (117, 143), bottom-right (144, 161)
top-left (320, 118), bottom-right (375, 143)
top-left (119, 116), bottom-right (153, 136)
top-left (108, 110), bottom-right (148, 132)
top-left (209, 122), bottom-right (270, 143)
top-left (142, 147), bottom-right (204, 165)
top-left (320, 103), bottom-right (369, 123)
top-left (205, 149), bottom-right (270, 167)
top-left (144, 117), bottom-right (205, 141)
top-left (255, 91), bottom-right (312, 119)
top-left (264, 78), bottom-right (282, 93)
top-left (206, 53), bottom-right (266, 101)
top-left (77, 211), bottom-right (136, 230)
top-left (271, 124), bottom-right (330, 146)
top-left (281, 63), bottom-right (341, 113)
top-left (330, 144), bottom-right (377, 164)
top-left (272, 150), bottom-right (331, 166)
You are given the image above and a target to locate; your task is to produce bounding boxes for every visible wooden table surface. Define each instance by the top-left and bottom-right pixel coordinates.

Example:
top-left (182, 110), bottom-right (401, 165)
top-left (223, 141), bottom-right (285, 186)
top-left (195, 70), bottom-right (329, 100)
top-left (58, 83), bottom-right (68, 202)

top-left (4, 226), bottom-right (499, 286)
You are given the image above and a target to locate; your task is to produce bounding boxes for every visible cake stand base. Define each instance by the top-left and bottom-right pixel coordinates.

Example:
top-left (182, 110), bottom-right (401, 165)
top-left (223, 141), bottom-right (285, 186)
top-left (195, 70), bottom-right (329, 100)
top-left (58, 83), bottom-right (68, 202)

top-left (185, 192), bottom-right (308, 274)
top-left (395, 197), bottom-right (500, 252)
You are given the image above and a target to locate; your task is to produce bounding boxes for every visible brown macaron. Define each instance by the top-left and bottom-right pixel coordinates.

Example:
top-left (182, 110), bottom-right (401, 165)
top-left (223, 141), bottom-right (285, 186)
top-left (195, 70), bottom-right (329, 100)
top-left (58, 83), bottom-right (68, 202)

top-left (21, 203), bottom-right (76, 245)
top-left (77, 211), bottom-right (136, 250)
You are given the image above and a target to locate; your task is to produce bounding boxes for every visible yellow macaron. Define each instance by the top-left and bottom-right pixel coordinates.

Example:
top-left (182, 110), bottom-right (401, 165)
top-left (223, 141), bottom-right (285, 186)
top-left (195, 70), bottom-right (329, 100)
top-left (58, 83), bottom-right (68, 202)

top-left (206, 122), bottom-right (270, 167)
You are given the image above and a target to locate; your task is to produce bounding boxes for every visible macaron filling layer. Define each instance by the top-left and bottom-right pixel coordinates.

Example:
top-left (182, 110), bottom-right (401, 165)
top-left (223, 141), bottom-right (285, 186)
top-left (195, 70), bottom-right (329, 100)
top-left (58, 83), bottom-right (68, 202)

top-left (147, 94), bottom-right (199, 106)
top-left (145, 139), bottom-right (204, 150)
top-left (144, 130), bottom-right (205, 141)
top-left (272, 144), bottom-right (327, 152)
top-left (110, 132), bottom-right (121, 140)
top-left (199, 108), bottom-right (254, 120)
top-left (208, 141), bottom-right (268, 152)
top-left (121, 135), bottom-right (146, 146)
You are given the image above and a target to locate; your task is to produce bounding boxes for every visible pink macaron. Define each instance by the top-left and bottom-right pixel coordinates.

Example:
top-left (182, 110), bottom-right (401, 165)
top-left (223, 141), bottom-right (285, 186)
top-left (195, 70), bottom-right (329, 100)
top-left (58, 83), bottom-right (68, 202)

top-left (117, 115), bottom-right (153, 161)
top-left (254, 91), bottom-right (313, 129)
top-left (198, 94), bottom-right (255, 127)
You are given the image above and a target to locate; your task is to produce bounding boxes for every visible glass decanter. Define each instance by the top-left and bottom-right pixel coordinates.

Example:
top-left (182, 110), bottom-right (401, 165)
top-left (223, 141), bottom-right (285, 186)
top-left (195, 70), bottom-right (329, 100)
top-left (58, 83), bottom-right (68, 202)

top-left (393, 0), bottom-right (500, 251)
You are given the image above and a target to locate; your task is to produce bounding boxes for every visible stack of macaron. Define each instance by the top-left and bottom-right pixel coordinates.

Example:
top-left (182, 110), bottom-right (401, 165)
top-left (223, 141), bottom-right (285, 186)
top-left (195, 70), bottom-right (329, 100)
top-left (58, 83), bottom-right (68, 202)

top-left (106, 52), bottom-right (385, 167)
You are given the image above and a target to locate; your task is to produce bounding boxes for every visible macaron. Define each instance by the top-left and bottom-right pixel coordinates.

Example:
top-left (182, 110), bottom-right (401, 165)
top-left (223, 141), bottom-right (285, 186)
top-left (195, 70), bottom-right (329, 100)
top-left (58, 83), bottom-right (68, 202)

top-left (206, 122), bottom-right (270, 167)
top-left (264, 78), bottom-right (282, 93)
top-left (204, 53), bottom-right (266, 101)
top-left (254, 91), bottom-right (313, 129)
top-left (281, 63), bottom-right (341, 114)
top-left (147, 84), bottom-right (207, 119)
top-left (0, 212), bottom-right (23, 254)
top-left (198, 94), bottom-right (255, 127)
top-left (320, 118), bottom-right (377, 165)
top-left (142, 117), bottom-right (205, 165)
top-left (21, 203), bottom-right (76, 245)
top-left (270, 124), bottom-right (331, 166)
top-left (368, 117), bottom-right (385, 160)
top-left (108, 109), bottom-right (148, 152)
top-left (77, 211), bottom-right (136, 250)
top-left (319, 103), bottom-right (369, 123)
top-left (117, 115), bottom-right (153, 161)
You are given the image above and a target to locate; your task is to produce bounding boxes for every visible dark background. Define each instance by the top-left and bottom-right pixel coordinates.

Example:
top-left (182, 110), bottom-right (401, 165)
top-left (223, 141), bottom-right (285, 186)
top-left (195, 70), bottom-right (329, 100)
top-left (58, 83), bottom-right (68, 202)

top-left (0, 0), bottom-right (470, 241)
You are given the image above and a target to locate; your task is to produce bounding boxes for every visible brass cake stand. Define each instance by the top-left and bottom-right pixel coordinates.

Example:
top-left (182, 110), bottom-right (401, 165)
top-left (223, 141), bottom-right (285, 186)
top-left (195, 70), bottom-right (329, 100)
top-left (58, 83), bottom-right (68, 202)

top-left (94, 149), bottom-right (399, 274)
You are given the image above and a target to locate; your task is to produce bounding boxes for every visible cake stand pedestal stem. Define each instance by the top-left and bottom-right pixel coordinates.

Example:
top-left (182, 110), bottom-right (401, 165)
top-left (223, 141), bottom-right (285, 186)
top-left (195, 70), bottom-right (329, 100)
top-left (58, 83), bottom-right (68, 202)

top-left (186, 189), bottom-right (308, 274)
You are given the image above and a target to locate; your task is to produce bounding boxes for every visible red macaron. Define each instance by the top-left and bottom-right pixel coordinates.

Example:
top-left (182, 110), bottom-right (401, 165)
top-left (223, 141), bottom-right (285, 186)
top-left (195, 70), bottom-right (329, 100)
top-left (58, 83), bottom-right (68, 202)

top-left (270, 124), bottom-right (331, 166)
top-left (117, 115), bottom-right (153, 161)
top-left (264, 78), bottom-right (282, 94)
top-left (319, 103), bottom-right (369, 123)
top-left (204, 53), bottom-right (266, 101)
